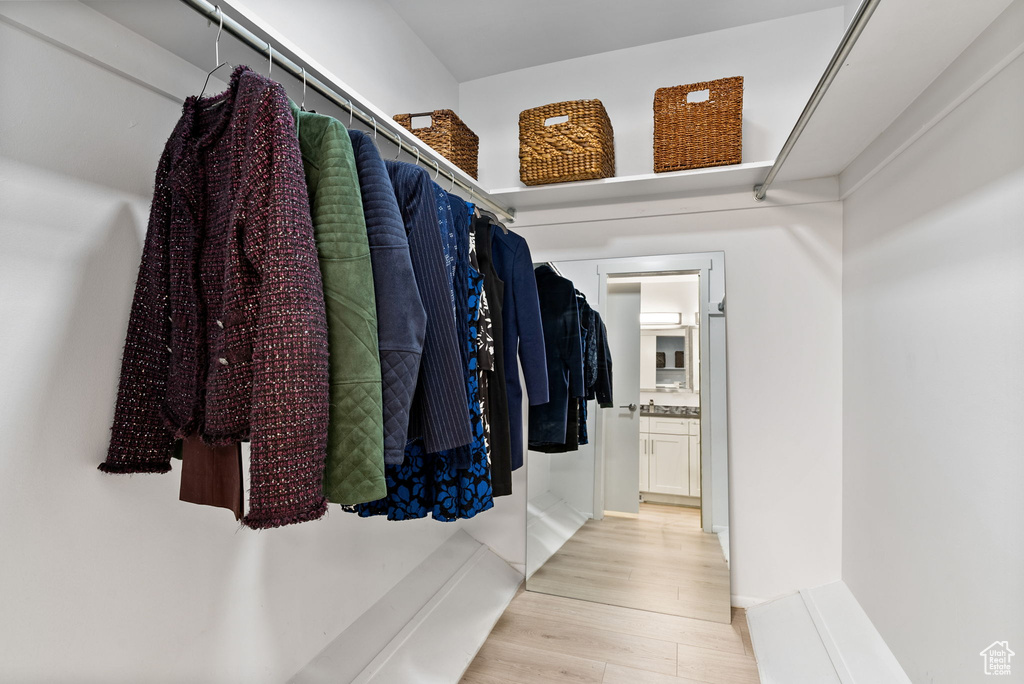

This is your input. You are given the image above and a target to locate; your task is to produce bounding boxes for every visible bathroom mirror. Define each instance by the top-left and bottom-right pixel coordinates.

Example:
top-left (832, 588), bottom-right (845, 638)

top-left (525, 255), bottom-right (731, 624)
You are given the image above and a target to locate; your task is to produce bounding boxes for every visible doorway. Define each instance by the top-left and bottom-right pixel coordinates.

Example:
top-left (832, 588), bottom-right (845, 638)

top-left (525, 252), bottom-right (731, 623)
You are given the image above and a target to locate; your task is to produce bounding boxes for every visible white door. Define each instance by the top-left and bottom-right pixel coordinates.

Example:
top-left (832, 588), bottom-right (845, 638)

top-left (649, 433), bottom-right (689, 495)
top-left (603, 281), bottom-right (641, 514)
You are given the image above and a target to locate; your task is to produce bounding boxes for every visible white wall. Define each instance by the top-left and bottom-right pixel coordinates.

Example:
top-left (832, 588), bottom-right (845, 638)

top-left (641, 278), bottom-right (701, 324)
top-left (459, 8), bottom-right (844, 189)
top-left (0, 5), bottom-right (521, 682)
top-left (520, 200), bottom-right (844, 604)
top-left (238, 0), bottom-right (460, 118)
top-left (841, 27), bottom-right (1024, 684)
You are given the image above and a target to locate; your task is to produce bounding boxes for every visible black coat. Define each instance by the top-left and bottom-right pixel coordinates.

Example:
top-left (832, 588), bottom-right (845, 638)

top-left (474, 217), bottom-right (513, 496)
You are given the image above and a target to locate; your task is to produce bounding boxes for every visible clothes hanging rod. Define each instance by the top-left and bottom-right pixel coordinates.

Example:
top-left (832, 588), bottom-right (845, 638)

top-left (177, 0), bottom-right (516, 223)
top-left (753, 0), bottom-right (881, 201)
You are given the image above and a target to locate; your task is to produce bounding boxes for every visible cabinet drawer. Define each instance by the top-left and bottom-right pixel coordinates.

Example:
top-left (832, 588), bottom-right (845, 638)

top-left (649, 417), bottom-right (687, 435)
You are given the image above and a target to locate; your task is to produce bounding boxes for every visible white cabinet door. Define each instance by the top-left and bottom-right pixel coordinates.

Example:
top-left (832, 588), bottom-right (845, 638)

top-left (648, 433), bottom-right (689, 495)
top-left (688, 434), bottom-right (701, 497)
top-left (639, 434), bottom-right (650, 492)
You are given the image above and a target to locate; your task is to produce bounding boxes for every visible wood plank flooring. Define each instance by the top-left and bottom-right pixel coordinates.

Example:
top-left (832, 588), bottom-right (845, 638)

top-left (460, 504), bottom-right (756, 684)
top-left (528, 503), bottom-right (731, 623)
top-left (460, 593), bottom-right (759, 683)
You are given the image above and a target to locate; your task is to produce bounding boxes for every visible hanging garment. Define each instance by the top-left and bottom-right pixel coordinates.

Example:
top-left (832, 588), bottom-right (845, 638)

top-left (350, 208), bottom-right (493, 522)
top-left (384, 161), bottom-right (471, 453)
top-left (100, 66), bottom-right (328, 529)
top-left (177, 436), bottom-right (243, 519)
top-left (432, 187), bottom-right (471, 469)
top-left (288, 101), bottom-right (385, 505)
top-left (473, 217), bottom-right (513, 496)
top-left (593, 312), bottom-right (614, 407)
top-left (490, 230), bottom-right (549, 469)
top-left (432, 213), bottom-right (493, 520)
top-left (575, 292), bottom-right (596, 447)
top-left (347, 130), bottom-right (426, 466)
top-left (529, 265), bottom-right (584, 450)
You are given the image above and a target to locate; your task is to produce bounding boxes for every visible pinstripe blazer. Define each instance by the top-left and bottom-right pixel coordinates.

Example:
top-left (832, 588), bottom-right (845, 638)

top-left (385, 161), bottom-right (471, 452)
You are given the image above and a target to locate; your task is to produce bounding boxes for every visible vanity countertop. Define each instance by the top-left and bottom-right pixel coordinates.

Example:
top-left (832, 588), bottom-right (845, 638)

top-left (640, 405), bottom-right (700, 418)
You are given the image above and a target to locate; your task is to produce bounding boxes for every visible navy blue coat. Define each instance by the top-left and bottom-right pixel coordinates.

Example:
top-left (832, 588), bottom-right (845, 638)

top-left (386, 160), bottom-right (471, 453)
top-left (348, 131), bottom-right (426, 465)
top-left (529, 265), bottom-right (585, 448)
top-left (491, 229), bottom-right (549, 469)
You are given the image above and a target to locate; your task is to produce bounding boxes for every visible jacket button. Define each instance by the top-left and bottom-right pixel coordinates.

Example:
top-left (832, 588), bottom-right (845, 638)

top-left (166, 346), bottom-right (173, 353)
top-left (218, 357), bottom-right (229, 365)
top-left (216, 320), bottom-right (224, 328)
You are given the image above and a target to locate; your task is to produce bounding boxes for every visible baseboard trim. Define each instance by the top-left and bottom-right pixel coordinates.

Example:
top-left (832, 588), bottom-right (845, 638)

top-left (801, 583), bottom-right (911, 684)
top-left (730, 595), bottom-right (764, 609)
top-left (289, 530), bottom-right (522, 684)
top-left (746, 582), bottom-right (911, 684)
top-left (526, 494), bottom-right (588, 578)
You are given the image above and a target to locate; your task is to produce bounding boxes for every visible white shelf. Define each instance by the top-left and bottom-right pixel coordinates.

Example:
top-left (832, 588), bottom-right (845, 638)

top-left (489, 161), bottom-right (773, 213)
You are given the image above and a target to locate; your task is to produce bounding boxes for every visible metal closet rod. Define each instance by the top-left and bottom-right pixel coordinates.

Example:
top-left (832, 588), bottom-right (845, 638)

top-left (753, 0), bottom-right (882, 201)
top-left (178, 0), bottom-right (516, 223)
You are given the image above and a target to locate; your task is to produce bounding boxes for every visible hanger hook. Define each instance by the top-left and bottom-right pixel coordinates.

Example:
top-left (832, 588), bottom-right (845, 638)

top-left (300, 67), bottom-right (306, 110)
top-left (372, 117), bottom-right (377, 140)
top-left (267, 43), bottom-right (273, 75)
top-left (394, 142), bottom-right (402, 160)
top-left (449, 172), bottom-right (457, 192)
top-left (215, 6), bottom-right (224, 68)
top-left (415, 148), bottom-right (420, 166)
top-left (347, 99), bottom-right (354, 127)
top-left (433, 160), bottom-right (440, 180)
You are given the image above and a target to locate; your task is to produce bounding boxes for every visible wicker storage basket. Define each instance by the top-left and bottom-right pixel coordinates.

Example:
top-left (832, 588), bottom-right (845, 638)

top-left (393, 110), bottom-right (479, 179)
top-left (519, 99), bottom-right (614, 186)
top-left (654, 76), bottom-right (743, 173)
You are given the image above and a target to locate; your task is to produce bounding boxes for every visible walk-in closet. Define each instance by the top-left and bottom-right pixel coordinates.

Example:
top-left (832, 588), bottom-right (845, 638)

top-left (1, 1), bottom-right (1020, 682)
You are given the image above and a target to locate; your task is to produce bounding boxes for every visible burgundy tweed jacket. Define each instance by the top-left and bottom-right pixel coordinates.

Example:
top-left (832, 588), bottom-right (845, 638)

top-left (100, 66), bottom-right (330, 529)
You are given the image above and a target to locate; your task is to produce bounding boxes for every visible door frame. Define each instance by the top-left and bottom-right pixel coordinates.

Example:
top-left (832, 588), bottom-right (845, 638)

top-left (593, 253), bottom-right (727, 534)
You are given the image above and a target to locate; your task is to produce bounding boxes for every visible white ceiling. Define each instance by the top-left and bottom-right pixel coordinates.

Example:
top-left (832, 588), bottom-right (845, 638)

top-left (385, 0), bottom-right (843, 82)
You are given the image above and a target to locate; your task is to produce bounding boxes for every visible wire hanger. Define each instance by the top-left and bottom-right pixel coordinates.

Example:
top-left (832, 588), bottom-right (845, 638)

top-left (199, 6), bottom-right (231, 99)
top-left (300, 67), bottom-right (307, 111)
top-left (433, 160), bottom-right (440, 181)
top-left (267, 43), bottom-right (273, 76)
top-left (478, 207), bottom-right (510, 235)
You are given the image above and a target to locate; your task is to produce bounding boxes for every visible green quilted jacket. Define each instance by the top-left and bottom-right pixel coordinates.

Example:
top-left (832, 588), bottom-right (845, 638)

top-left (289, 101), bottom-right (385, 505)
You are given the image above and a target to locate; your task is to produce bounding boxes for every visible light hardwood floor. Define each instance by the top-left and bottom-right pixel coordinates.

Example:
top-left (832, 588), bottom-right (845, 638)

top-left (460, 504), bottom-right (756, 683)
top-left (528, 503), bottom-right (731, 623)
top-left (460, 593), bottom-right (758, 683)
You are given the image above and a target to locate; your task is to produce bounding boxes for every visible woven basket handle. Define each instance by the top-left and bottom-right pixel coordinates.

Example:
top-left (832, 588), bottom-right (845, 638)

top-left (683, 87), bottom-right (712, 105)
top-left (543, 113), bottom-right (571, 127)
top-left (408, 112), bottom-right (434, 129)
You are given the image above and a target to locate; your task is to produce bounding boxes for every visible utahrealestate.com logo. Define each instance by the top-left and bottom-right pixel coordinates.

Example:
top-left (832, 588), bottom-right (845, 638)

top-left (980, 641), bottom-right (1014, 676)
